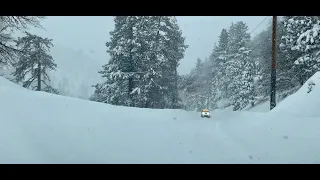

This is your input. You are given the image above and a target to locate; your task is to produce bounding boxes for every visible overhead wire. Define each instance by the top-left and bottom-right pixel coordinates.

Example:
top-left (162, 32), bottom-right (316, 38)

top-left (249, 16), bottom-right (270, 36)
top-left (249, 16), bottom-right (273, 55)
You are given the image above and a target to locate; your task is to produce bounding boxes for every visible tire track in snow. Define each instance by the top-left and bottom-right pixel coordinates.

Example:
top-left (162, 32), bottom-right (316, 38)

top-left (212, 121), bottom-right (253, 163)
top-left (214, 113), bottom-right (267, 163)
top-left (185, 116), bottom-right (252, 163)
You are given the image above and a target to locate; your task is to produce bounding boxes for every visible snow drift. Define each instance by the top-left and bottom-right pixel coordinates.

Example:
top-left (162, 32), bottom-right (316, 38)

top-left (0, 72), bottom-right (320, 163)
top-left (270, 71), bottom-right (320, 118)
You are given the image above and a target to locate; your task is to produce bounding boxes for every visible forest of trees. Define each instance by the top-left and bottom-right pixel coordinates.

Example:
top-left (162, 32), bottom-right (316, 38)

top-left (1, 16), bottom-right (320, 112)
top-left (179, 16), bottom-right (320, 111)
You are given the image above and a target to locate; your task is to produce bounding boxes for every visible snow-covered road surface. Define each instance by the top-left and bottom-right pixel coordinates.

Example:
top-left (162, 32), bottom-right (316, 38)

top-left (1, 73), bottom-right (320, 164)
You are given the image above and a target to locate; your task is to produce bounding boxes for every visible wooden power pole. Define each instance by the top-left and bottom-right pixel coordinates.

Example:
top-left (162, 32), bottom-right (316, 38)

top-left (270, 16), bottom-right (277, 110)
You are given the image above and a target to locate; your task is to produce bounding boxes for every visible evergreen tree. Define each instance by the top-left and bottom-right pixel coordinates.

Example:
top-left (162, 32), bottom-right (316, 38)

top-left (281, 16), bottom-right (320, 85)
top-left (180, 58), bottom-right (203, 111)
top-left (0, 16), bottom-right (44, 66)
top-left (158, 16), bottom-right (188, 109)
top-left (93, 16), bottom-right (142, 106)
top-left (226, 21), bottom-right (253, 110)
top-left (211, 29), bottom-right (229, 109)
top-left (180, 58), bottom-right (212, 111)
top-left (12, 32), bottom-right (58, 94)
top-left (250, 19), bottom-right (300, 104)
top-left (228, 22), bottom-right (251, 55)
top-left (226, 22), bottom-right (251, 101)
top-left (138, 16), bottom-right (168, 108)
top-left (228, 47), bottom-right (254, 110)
top-left (139, 16), bottom-right (187, 108)
top-left (92, 16), bottom-right (187, 109)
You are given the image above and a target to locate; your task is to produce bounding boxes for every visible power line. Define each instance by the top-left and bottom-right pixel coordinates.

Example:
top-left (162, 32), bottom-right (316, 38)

top-left (250, 34), bottom-right (271, 54)
top-left (247, 16), bottom-right (272, 55)
top-left (249, 17), bottom-right (282, 54)
top-left (250, 16), bottom-right (270, 36)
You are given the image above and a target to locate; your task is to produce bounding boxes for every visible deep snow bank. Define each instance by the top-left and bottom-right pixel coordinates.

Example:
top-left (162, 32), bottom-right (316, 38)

top-left (270, 71), bottom-right (320, 118)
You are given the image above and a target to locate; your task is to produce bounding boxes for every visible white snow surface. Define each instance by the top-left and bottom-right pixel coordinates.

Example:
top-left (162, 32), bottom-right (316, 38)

top-left (270, 71), bottom-right (320, 118)
top-left (1, 72), bottom-right (320, 163)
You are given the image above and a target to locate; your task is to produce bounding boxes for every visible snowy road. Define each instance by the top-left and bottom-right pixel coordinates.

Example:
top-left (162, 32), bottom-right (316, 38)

top-left (179, 112), bottom-right (263, 163)
top-left (1, 75), bottom-right (320, 163)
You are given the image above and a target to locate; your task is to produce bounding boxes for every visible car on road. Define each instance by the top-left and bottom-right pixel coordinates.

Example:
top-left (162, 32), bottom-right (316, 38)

top-left (201, 109), bottom-right (210, 118)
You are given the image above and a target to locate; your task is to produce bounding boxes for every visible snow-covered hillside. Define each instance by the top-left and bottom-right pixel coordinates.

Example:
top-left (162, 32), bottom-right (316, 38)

top-left (1, 72), bottom-right (320, 163)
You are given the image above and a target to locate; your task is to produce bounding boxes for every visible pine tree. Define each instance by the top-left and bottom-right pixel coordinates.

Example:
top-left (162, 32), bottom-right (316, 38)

top-left (281, 16), bottom-right (320, 85)
top-left (228, 47), bottom-right (254, 110)
top-left (138, 16), bottom-right (187, 108)
top-left (226, 22), bottom-right (251, 101)
top-left (158, 16), bottom-right (188, 109)
top-left (211, 29), bottom-right (229, 109)
top-left (92, 16), bottom-right (187, 109)
top-left (228, 22), bottom-right (251, 55)
top-left (93, 16), bottom-right (143, 107)
top-left (129, 16), bottom-right (188, 109)
top-left (0, 16), bottom-right (44, 66)
top-left (138, 16), bottom-right (168, 108)
top-left (226, 21), bottom-right (253, 110)
top-left (12, 32), bottom-right (58, 94)
top-left (181, 58), bottom-right (211, 111)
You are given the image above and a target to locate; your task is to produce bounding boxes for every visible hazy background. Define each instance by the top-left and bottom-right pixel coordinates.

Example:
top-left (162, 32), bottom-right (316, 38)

top-left (29, 16), bottom-right (269, 74)
top-left (19, 16), bottom-right (269, 99)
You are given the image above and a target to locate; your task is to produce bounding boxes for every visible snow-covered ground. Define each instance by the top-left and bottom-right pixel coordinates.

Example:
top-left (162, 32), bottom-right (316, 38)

top-left (1, 72), bottom-right (320, 163)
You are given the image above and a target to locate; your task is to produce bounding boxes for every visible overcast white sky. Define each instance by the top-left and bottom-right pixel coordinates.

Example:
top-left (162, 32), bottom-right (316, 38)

top-left (29, 16), bottom-right (270, 75)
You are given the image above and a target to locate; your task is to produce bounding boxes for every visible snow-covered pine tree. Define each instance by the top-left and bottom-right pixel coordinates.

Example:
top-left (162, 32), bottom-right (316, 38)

top-left (177, 74), bottom-right (196, 110)
top-left (200, 57), bottom-right (213, 108)
top-left (226, 21), bottom-right (253, 110)
top-left (130, 16), bottom-right (167, 108)
top-left (192, 58), bottom-right (203, 91)
top-left (210, 49), bottom-right (219, 109)
top-left (181, 58), bottom-right (210, 111)
top-left (92, 16), bottom-right (143, 107)
top-left (123, 16), bottom-right (159, 108)
top-left (90, 83), bottom-right (105, 102)
top-left (281, 16), bottom-right (320, 85)
top-left (92, 16), bottom-right (187, 109)
top-left (250, 29), bottom-right (272, 100)
top-left (228, 47), bottom-right (255, 110)
top-left (156, 16), bottom-right (188, 109)
top-left (211, 29), bottom-right (229, 109)
top-left (134, 16), bottom-right (187, 109)
top-left (12, 32), bottom-right (58, 94)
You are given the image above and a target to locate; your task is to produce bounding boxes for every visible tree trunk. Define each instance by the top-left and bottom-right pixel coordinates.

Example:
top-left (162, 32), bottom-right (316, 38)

top-left (128, 20), bottom-right (134, 107)
top-left (37, 61), bottom-right (41, 91)
top-left (299, 73), bottom-right (304, 86)
top-left (172, 68), bottom-right (179, 109)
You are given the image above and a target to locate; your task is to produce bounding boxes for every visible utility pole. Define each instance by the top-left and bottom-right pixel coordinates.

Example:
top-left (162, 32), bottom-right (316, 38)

top-left (270, 16), bottom-right (277, 110)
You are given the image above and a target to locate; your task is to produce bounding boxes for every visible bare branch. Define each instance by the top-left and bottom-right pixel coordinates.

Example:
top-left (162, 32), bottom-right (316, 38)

top-left (0, 16), bottom-right (45, 31)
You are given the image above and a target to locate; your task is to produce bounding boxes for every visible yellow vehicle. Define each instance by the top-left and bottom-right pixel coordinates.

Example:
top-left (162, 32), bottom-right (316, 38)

top-left (201, 109), bottom-right (210, 118)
